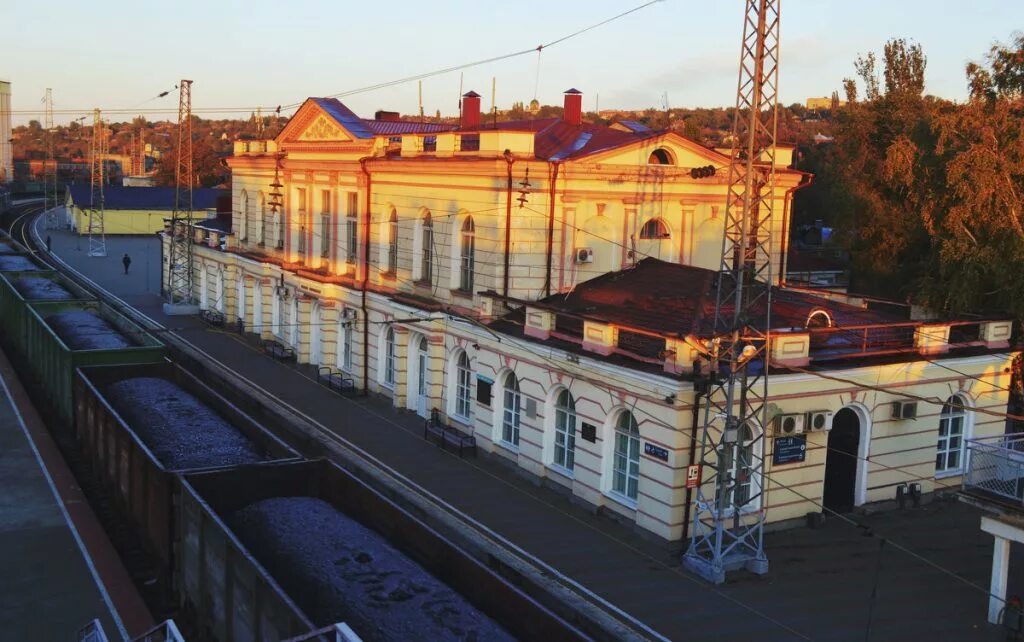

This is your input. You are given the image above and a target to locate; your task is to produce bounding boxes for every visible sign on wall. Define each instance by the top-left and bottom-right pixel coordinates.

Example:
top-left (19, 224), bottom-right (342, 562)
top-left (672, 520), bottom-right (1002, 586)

top-left (581, 422), bottom-right (597, 443)
top-left (476, 375), bottom-right (493, 406)
top-left (644, 442), bottom-right (669, 461)
top-left (772, 435), bottom-right (807, 466)
top-left (686, 464), bottom-right (702, 489)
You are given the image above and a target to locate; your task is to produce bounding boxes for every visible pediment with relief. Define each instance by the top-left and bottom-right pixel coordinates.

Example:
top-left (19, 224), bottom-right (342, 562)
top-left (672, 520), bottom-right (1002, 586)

top-left (297, 115), bottom-right (350, 142)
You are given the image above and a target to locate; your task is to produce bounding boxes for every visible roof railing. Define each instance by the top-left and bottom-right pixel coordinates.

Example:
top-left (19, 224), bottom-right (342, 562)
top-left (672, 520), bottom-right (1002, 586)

top-left (964, 433), bottom-right (1024, 509)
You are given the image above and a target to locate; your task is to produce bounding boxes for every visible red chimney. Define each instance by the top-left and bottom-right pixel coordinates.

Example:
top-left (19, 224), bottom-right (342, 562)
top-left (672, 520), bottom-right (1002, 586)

top-left (461, 91), bottom-right (481, 129)
top-left (563, 88), bottom-right (583, 126)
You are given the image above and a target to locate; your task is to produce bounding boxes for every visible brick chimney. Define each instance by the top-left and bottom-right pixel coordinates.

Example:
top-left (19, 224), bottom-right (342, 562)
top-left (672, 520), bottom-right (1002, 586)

top-left (374, 110), bottom-right (400, 122)
top-left (563, 88), bottom-right (583, 126)
top-left (461, 91), bottom-right (481, 130)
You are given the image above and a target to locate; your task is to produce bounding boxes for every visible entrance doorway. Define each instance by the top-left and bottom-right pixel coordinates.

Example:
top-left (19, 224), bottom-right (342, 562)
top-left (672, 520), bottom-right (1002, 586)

top-left (823, 408), bottom-right (860, 513)
top-left (414, 336), bottom-right (429, 419)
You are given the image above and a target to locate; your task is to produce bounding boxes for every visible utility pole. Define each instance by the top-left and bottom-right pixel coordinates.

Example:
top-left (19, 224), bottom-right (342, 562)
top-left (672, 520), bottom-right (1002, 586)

top-left (43, 89), bottom-right (59, 229)
top-left (87, 108), bottom-right (107, 257)
top-left (683, 0), bottom-right (781, 585)
top-left (163, 79), bottom-right (199, 314)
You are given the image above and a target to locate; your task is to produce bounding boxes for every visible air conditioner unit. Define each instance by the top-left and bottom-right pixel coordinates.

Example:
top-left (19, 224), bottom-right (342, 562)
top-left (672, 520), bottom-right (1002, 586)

top-left (575, 247), bottom-right (594, 264)
top-left (891, 401), bottom-right (918, 420)
top-left (775, 413), bottom-right (806, 436)
top-left (806, 410), bottom-right (834, 432)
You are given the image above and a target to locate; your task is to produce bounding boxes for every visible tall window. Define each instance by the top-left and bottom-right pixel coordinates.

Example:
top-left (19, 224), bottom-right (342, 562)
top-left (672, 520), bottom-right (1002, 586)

top-left (420, 212), bottom-right (434, 283)
top-left (455, 351), bottom-right (472, 419)
top-left (612, 411), bottom-right (640, 500)
top-left (383, 327), bottom-right (396, 387)
top-left (320, 189), bottom-right (331, 259)
top-left (258, 192), bottom-right (267, 245)
top-left (936, 396), bottom-right (967, 474)
top-left (501, 372), bottom-right (521, 446)
top-left (276, 211), bottom-right (285, 250)
top-left (459, 216), bottom-right (475, 292)
top-left (718, 422), bottom-right (755, 510)
top-left (337, 315), bottom-right (352, 371)
top-left (346, 192), bottom-right (358, 264)
top-left (296, 188), bottom-right (308, 258)
top-left (554, 390), bottom-right (577, 471)
top-left (239, 190), bottom-right (249, 240)
top-left (387, 208), bottom-right (399, 273)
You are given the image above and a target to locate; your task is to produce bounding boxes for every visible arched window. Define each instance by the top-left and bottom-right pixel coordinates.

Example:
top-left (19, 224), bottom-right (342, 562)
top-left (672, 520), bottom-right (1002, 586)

top-left (718, 422), bottom-right (756, 510)
top-left (639, 218), bottom-right (671, 240)
top-left (214, 269), bottom-right (224, 313)
top-left (647, 148), bottom-right (673, 165)
top-left (275, 211), bottom-right (285, 250)
top-left (421, 212), bottom-right (434, 283)
top-left (236, 277), bottom-right (245, 321)
top-left (337, 312), bottom-right (352, 371)
top-left (383, 327), bottom-right (396, 387)
top-left (258, 192), bottom-right (267, 245)
top-left (936, 396), bottom-right (967, 474)
top-left (239, 190), bottom-right (249, 240)
top-left (459, 216), bottom-right (475, 292)
top-left (288, 297), bottom-right (299, 347)
top-left (386, 208), bottom-right (399, 273)
top-left (501, 372), bottom-right (521, 446)
top-left (612, 411), bottom-right (640, 500)
top-left (554, 390), bottom-right (577, 471)
top-left (454, 351), bottom-right (472, 419)
top-left (806, 310), bottom-right (832, 329)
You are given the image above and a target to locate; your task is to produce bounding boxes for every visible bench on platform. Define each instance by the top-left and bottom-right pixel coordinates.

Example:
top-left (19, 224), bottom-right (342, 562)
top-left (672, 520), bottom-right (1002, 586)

top-left (423, 409), bottom-right (476, 458)
top-left (317, 366), bottom-right (356, 396)
top-left (261, 339), bottom-right (295, 361)
top-left (200, 308), bottom-right (226, 327)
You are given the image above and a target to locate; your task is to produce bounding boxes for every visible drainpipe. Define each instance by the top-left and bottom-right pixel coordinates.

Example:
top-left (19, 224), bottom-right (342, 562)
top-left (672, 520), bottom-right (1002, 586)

top-left (360, 157), bottom-right (372, 396)
top-left (503, 149), bottom-right (514, 299)
top-left (543, 161), bottom-right (560, 297)
top-left (681, 373), bottom-right (707, 542)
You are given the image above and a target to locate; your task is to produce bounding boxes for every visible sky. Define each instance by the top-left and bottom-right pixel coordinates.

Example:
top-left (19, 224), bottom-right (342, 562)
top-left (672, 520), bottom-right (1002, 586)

top-left (2, 0), bottom-right (1022, 126)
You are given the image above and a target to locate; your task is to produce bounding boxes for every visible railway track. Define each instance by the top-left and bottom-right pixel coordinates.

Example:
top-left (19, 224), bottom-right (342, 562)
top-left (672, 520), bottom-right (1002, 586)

top-left (5, 203), bottom-right (666, 642)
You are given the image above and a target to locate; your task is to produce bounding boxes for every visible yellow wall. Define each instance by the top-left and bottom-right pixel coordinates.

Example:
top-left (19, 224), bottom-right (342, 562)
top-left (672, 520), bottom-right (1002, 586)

top-left (72, 206), bottom-right (168, 235)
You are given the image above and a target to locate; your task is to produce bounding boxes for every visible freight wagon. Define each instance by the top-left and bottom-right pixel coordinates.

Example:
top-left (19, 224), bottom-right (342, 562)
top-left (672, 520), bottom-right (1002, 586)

top-left (22, 299), bottom-right (165, 424)
top-left (74, 361), bottom-right (303, 585)
top-left (0, 269), bottom-right (96, 352)
top-left (180, 459), bottom-right (589, 642)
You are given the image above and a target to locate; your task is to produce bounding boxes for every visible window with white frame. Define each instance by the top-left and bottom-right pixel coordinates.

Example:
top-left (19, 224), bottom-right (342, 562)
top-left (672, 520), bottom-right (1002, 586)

top-left (554, 390), bottom-right (577, 471)
top-left (276, 211), bottom-right (285, 250)
top-left (346, 193), bottom-right (358, 264)
top-left (383, 326), bottom-right (396, 387)
top-left (717, 422), bottom-right (757, 511)
top-left (320, 189), bottom-right (331, 259)
top-left (386, 208), bottom-right (399, 273)
top-left (455, 351), bottom-right (472, 419)
top-left (612, 411), bottom-right (640, 500)
top-left (258, 192), bottom-right (267, 245)
top-left (337, 316), bottom-right (352, 371)
top-left (501, 372), bottom-right (521, 446)
top-left (459, 216), bottom-right (475, 292)
top-left (936, 396), bottom-right (967, 474)
top-left (420, 212), bottom-right (434, 283)
top-left (239, 190), bottom-right (249, 240)
top-left (296, 188), bottom-right (308, 258)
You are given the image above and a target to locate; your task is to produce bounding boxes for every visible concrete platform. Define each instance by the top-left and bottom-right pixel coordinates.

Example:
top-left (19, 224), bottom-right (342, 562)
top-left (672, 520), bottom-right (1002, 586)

top-left (0, 350), bottom-right (141, 641)
top-left (39, 223), bottom-right (1024, 641)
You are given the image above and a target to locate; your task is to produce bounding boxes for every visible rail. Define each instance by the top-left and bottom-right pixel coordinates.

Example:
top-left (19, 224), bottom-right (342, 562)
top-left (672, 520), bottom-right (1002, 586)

top-left (130, 620), bottom-right (185, 642)
top-left (964, 433), bottom-right (1024, 508)
top-left (807, 319), bottom-right (988, 362)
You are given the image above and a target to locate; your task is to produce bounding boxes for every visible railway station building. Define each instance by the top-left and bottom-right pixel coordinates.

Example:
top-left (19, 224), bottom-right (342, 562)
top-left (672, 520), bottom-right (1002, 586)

top-left (168, 90), bottom-right (1016, 541)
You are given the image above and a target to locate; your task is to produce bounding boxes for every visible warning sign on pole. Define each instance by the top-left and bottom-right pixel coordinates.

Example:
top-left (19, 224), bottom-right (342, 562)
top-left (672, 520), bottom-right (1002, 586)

top-left (686, 464), bottom-right (701, 489)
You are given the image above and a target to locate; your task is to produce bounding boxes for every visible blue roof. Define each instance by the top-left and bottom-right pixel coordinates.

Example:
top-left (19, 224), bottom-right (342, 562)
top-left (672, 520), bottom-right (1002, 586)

top-left (67, 185), bottom-right (226, 211)
top-left (312, 98), bottom-right (375, 139)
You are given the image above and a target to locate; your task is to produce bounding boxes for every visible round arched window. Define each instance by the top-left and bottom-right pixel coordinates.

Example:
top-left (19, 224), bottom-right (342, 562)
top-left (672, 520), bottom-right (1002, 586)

top-left (647, 148), bottom-right (673, 165)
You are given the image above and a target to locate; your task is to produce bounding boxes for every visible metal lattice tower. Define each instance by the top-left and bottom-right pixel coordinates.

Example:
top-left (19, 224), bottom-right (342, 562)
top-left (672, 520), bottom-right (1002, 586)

top-left (166, 80), bottom-right (195, 307)
top-left (682, 0), bottom-right (781, 585)
top-left (87, 108), bottom-right (107, 257)
top-left (43, 89), bottom-right (60, 229)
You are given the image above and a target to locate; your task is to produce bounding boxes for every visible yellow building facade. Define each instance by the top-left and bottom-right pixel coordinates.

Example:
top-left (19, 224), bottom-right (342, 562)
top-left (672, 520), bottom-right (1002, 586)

top-left (170, 91), bottom-right (1015, 541)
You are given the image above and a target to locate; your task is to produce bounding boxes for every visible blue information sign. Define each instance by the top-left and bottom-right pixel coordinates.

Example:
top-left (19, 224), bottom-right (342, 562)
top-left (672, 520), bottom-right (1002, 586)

top-left (644, 442), bottom-right (669, 461)
top-left (773, 435), bottom-right (807, 466)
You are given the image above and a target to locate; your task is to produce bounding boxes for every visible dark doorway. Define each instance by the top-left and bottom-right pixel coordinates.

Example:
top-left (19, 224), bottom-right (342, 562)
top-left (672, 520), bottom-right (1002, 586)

top-left (823, 408), bottom-right (860, 513)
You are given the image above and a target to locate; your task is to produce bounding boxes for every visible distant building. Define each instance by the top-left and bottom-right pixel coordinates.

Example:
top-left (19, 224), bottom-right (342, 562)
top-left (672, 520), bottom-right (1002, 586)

top-left (0, 81), bottom-right (11, 183)
top-left (66, 185), bottom-right (225, 234)
top-left (806, 96), bottom-right (845, 110)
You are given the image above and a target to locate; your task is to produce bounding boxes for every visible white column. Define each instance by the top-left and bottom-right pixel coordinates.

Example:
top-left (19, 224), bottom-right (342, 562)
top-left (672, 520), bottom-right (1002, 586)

top-left (989, 535), bottom-right (1011, 624)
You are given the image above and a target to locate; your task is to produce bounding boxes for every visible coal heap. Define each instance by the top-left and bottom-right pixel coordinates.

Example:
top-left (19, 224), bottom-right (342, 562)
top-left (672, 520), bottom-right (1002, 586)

top-left (13, 277), bottom-right (74, 300)
top-left (0, 256), bottom-right (41, 271)
top-left (228, 497), bottom-right (514, 642)
top-left (46, 310), bottom-right (134, 350)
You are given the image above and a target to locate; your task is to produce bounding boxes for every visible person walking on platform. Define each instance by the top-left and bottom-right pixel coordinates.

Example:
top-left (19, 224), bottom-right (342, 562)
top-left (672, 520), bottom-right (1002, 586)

top-left (122, 253), bottom-right (132, 275)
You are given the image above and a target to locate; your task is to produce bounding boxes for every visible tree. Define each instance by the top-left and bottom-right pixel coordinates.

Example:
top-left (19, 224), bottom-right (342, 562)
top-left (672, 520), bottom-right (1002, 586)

top-left (843, 77), bottom-right (857, 103)
top-left (854, 51), bottom-right (880, 101)
top-left (883, 38), bottom-right (926, 96)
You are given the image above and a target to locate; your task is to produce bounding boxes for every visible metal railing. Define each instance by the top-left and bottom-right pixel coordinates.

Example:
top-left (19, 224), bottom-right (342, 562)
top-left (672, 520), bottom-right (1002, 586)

top-left (964, 433), bottom-right (1024, 507)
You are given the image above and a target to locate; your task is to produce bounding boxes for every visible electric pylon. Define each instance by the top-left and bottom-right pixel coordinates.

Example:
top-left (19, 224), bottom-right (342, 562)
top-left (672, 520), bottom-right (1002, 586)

top-left (43, 88), bottom-right (59, 229)
top-left (682, 0), bottom-right (781, 585)
top-left (87, 108), bottom-right (107, 257)
top-left (165, 79), bottom-right (196, 311)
